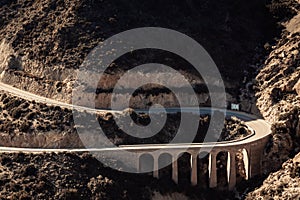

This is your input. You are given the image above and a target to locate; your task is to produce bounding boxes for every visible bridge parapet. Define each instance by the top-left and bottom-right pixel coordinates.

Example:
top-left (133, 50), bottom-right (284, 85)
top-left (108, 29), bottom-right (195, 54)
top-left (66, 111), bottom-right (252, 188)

top-left (124, 122), bottom-right (271, 190)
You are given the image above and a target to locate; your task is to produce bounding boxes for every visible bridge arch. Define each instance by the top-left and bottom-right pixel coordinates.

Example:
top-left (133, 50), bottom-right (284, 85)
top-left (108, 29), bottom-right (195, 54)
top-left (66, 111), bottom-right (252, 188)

top-left (177, 152), bottom-right (192, 185)
top-left (227, 151), bottom-right (237, 190)
top-left (158, 153), bottom-right (173, 179)
top-left (197, 151), bottom-right (210, 188)
top-left (217, 151), bottom-right (229, 189)
top-left (139, 153), bottom-right (154, 174)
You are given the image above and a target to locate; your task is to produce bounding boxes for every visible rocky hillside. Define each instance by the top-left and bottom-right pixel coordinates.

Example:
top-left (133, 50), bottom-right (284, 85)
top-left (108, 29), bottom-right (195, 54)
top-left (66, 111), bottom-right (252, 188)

top-left (255, 0), bottom-right (300, 172)
top-left (0, 152), bottom-right (158, 199)
top-left (246, 153), bottom-right (300, 199)
top-left (241, 0), bottom-right (300, 198)
top-left (0, 0), bottom-right (275, 107)
top-left (0, 90), bottom-right (251, 148)
top-left (1, 0), bottom-right (300, 199)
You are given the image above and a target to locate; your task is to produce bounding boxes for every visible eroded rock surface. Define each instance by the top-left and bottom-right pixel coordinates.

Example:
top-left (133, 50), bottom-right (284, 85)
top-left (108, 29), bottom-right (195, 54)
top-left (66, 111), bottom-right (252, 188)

top-left (246, 153), bottom-right (300, 200)
top-left (255, 1), bottom-right (300, 172)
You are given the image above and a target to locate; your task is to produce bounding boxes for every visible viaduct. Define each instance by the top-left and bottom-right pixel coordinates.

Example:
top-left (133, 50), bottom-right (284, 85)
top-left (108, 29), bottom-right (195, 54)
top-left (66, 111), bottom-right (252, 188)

top-left (0, 83), bottom-right (272, 190)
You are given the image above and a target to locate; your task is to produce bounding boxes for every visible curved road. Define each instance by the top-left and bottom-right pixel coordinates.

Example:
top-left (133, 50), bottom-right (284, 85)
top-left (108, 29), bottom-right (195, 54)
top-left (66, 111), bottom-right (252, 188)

top-left (0, 82), bottom-right (271, 153)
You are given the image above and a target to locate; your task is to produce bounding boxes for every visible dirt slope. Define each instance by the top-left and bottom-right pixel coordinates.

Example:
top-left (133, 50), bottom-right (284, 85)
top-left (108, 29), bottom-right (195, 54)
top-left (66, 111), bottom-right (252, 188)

top-left (0, 0), bottom-right (275, 107)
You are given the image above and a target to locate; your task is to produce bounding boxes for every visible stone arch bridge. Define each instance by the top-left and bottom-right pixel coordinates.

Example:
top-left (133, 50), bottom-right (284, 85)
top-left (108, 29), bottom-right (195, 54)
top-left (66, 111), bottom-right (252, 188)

top-left (0, 83), bottom-right (272, 190)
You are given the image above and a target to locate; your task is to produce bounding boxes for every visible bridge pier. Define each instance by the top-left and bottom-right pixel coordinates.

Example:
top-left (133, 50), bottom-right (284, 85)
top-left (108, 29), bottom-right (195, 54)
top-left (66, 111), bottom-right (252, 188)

top-left (153, 155), bottom-right (159, 178)
top-left (249, 144), bottom-right (264, 178)
top-left (191, 154), bottom-right (198, 186)
top-left (135, 131), bottom-right (269, 190)
top-left (209, 152), bottom-right (217, 188)
top-left (172, 155), bottom-right (178, 184)
top-left (242, 148), bottom-right (250, 180)
top-left (227, 151), bottom-right (236, 190)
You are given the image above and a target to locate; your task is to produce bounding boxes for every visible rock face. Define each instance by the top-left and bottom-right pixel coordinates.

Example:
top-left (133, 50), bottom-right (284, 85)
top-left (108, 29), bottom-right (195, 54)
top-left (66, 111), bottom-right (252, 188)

top-left (255, 1), bottom-right (300, 172)
top-left (246, 153), bottom-right (300, 200)
top-left (6, 55), bottom-right (22, 70)
top-left (0, 40), bottom-right (22, 71)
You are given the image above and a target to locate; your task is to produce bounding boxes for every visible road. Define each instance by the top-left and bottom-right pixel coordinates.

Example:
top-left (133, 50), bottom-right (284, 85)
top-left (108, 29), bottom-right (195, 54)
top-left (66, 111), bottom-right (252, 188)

top-left (0, 82), bottom-right (271, 153)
